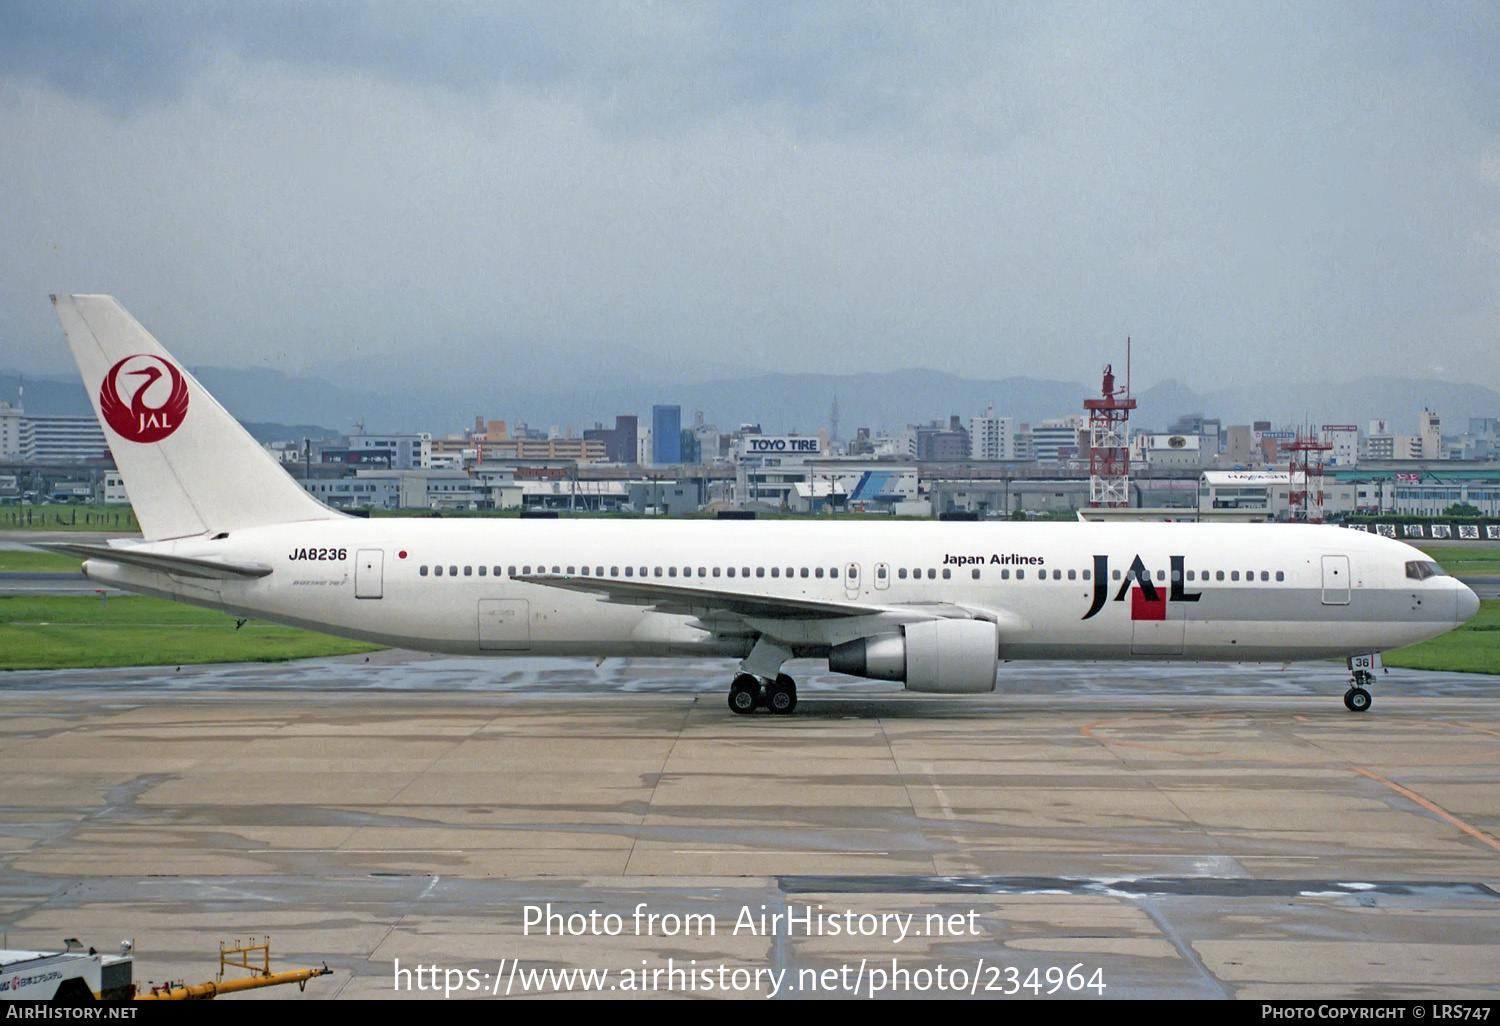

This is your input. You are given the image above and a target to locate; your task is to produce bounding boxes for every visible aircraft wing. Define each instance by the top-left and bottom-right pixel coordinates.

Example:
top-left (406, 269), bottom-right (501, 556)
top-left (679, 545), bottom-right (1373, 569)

top-left (34, 541), bottom-right (273, 580)
top-left (515, 573), bottom-right (982, 623)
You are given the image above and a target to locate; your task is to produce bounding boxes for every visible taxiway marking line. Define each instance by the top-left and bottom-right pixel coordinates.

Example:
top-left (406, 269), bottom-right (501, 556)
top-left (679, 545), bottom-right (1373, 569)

top-left (671, 850), bottom-right (892, 856)
top-left (1353, 767), bottom-right (1500, 854)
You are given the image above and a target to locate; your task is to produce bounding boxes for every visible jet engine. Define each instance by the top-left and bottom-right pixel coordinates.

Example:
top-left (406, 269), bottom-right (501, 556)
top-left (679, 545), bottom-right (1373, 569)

top-left (828, 620), bottom-right (999, 693)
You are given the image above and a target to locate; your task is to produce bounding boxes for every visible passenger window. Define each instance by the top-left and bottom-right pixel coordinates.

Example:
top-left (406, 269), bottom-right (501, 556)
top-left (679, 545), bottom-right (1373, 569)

top-left (942, 568), bottom-right (951, 579)
top-left (494, 566), bottom-right (502, 576)
top-left (419, 565), bottom-right (429, 577)
top-left (435, 566), bottom-right (443, 576)
top-left (478, 566), bottom-right (486, 576)
top-left (654, 567), bottom-right (662, 577)
top-left (1082, 570), bottom-right (1091, 581)
top-left (625, 567), bottom-right (633, 577)
top-left (1276, 571), bottom-right (1285, 582)
top-left (1112, 570), bottom-right (1122, 580)
top-left (786, 567), bottom-right (794, 578)
top-left (1067, 569), bottom-right (1076, 580)
top-left (899, 568), bottom-right (908, 580)
top-left (771, 568), bottom-right (780, 578)
top-left (799, 568), bottom-right (808, 578)
top-left (1002, 569), bottom-right (1010, 579)
top-left (1260, 571), bottom-right (1269, 582)
top-left (971, 568), bottom-right (980, 580)
top-left (596, 567), bottom-right (603, 576)
top-left (509, 566), bottom-right (517, 576)
top-left (610, 567), bottom-right (618, 576)
top-left (450, 566), bottom-right (458, 576)
top-left (757, 568), bottom-right (766, 578)
top-left (1231, 571), bottom-right (1240, 581)
top-left (1156, 570), bottom-right (1165, 581)
top-left (698, 567), bottom-right (707, 577)
top-left (814, 567), bottom-right (824, 578)
top-left (1053, 569), bottom-right (1062, 580)
top-left (462, 566), bottom-right (472, 577)
top-left (928, 569), bottom-right (937, 580)
top-left (1216, 571), bottom-right (1225, 581)
top-left (876, 566), bottom-right (887, 580)
top-left (830, 567), bottom-right (839, 578)
top-left (669, 567), bottom-right (677, 577)
top-left (581, 566), bottom-right (590, 575)
top-left (743, 567), bottom-right (751, 577)
top-left (1186, 570), bottom-right (1194, 581)
top-left (639, 567), bottom-right (647, 577)
top-left (566, 566), bottom-right (574, 575)
top-left (713, 567), bottom-right (721, 577)
top-left (727, 567), bottom-right (735, 577)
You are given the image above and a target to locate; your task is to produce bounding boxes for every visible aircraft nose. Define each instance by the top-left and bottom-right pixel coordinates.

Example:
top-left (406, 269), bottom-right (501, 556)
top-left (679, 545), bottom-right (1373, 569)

top-left (1455, 581), bottom-right (1480, 626)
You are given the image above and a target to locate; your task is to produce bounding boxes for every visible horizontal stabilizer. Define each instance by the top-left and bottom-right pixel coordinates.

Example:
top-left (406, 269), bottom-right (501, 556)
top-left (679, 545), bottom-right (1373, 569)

top-left (36, 541), bottom-right (272, 580)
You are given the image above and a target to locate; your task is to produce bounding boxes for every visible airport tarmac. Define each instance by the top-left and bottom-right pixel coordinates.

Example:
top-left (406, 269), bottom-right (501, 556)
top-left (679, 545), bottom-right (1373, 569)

top-left (1, 654), bottom-right (1497, 1000)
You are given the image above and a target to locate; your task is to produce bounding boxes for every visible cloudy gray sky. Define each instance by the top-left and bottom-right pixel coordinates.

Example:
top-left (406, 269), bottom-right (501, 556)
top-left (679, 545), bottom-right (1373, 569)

top-left (2, 1), bottom-right (1497, 395)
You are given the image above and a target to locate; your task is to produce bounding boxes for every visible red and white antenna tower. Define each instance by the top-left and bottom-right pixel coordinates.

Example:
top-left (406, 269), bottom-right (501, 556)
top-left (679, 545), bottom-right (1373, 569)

top-left (1282, 428), bottom-right (1333, 523)
top-left (1084, 340), bottom-right (1137, 507)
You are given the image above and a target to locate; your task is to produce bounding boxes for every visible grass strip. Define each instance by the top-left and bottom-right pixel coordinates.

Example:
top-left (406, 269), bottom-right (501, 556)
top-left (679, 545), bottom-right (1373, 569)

top-left (1383, 599), bottom-right (1500, 675)
top-left (0, 595), bottom-right (381, 670)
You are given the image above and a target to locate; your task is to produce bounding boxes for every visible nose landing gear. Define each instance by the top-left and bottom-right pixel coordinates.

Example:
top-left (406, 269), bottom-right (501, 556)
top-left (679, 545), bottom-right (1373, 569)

top-left (1343, 668), bottom-right (1375, 712)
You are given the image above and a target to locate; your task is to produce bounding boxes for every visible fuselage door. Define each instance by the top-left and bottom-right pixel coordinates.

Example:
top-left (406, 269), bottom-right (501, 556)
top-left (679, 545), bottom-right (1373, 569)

top-left (874, 562), bottom-right (891, 591)
top-left (844, 562), bottom-right (861, 599)
top-left (478, 599), bottom-right (531, 650)
top-left (354, 548), bottom-right (384, 599)
top-left (1321, 554), bottom-right (1351, 605)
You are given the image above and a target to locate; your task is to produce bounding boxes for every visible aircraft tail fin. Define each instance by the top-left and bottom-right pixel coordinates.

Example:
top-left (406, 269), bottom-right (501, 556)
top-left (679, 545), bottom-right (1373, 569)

top-left (51, 294), bottom-right (346, 541)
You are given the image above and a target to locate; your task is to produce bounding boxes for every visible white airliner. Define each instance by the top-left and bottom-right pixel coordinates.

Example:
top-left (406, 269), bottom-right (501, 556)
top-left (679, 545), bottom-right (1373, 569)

top-left (42, 295), bottom-right (1479, 714)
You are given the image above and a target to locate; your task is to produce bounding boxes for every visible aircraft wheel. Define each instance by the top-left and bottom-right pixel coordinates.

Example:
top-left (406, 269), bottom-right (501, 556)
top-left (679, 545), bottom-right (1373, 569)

top-left (766, 675), bottom-right (797, 715)
top-left (1345, 687), bottom-right (1372, 713)
top-left (728, 674), bottom-right (761, 715)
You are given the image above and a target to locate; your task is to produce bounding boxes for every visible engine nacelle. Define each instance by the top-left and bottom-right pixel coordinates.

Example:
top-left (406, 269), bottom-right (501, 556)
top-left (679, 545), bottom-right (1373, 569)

top-left (828, 619), bottom-right (999, 694)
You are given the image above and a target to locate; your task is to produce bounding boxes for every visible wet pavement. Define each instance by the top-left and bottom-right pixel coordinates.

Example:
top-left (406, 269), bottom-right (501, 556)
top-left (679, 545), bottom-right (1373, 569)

top-left (0, 655), bottom-right (1497, 999)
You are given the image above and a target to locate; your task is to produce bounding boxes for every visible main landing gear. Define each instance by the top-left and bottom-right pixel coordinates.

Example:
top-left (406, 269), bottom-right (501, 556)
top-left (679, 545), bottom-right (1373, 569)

top-left (727, 672), bottom-right (798, 715)
top-left (1343, 669), bottom-right (1374, 713)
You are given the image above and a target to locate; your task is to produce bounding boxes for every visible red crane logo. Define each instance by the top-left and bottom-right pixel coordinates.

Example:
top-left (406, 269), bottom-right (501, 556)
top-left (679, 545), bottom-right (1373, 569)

top-left (99, 355), bottom-right (190, 443)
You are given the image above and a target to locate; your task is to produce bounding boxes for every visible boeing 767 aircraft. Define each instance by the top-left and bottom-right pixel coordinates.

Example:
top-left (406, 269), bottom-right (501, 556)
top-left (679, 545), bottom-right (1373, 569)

top-left (41, 295), bottom-right (1479, 714)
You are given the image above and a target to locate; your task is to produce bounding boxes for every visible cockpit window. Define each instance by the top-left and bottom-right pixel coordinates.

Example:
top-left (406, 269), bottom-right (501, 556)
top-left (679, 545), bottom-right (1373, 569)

top-left (1405, 560), bottom-right (1445, 581)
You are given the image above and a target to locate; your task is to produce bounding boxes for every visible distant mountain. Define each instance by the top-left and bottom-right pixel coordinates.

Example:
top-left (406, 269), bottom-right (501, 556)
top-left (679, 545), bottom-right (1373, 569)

top-left (2, 367), bottom-right (1496, 439)
top-left (0, 371), bottom-right (342, 442)
top-left (1135, 378), bottom-right (1500, 435)
top-left (240, 422), bottom-right (345, 444)
top-left (0, 371), bottom-right (96, 416)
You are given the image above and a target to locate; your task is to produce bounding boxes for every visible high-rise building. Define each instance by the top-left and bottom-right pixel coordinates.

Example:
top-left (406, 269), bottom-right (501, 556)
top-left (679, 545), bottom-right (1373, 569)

top-left (0, 401), bottom-right (22, 458)
top-left (1029, 417), bottom-right (1084, 463)
top-left (583, 415), bottom-right (639, 464)
top-left (906, 416), bottom-right (970, 461)
top-left (18, 415), bottom-right (110, 462)
top-left (1320, 425), bottom-right (1359, 466)
top-left (347, 432), bottom-right (431, 470)
top-left (652, 405), bottom-right (682, 465)
top-left (970, 407), bottom-right (1019, 460)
